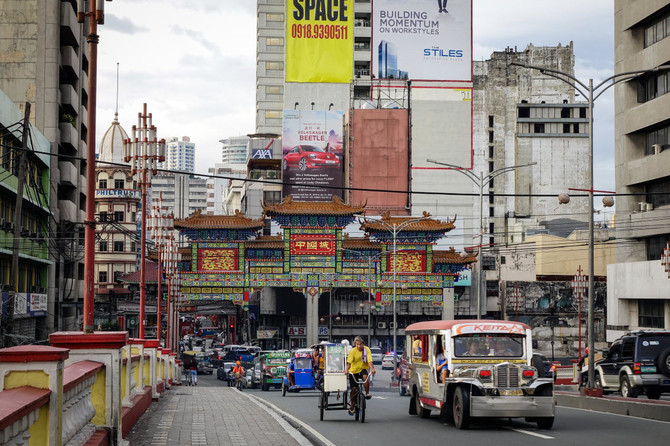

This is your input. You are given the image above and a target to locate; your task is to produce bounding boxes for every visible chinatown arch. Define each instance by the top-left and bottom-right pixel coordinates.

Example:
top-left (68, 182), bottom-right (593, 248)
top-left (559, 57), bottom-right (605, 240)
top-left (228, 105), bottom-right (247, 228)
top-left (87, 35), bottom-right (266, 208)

top-left (174, 196), bottom-right (476, 347)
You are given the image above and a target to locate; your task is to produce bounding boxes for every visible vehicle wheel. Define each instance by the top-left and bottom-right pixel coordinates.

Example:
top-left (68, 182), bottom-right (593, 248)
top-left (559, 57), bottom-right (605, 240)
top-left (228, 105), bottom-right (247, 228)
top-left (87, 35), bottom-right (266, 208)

top-left (415, 392), bottom-right (430, 418)
top-left (620, 375), bottom-right (637, 398)
top-left (536, 417), bottom-right (554, 429)
top-left (658, 348), bottom-right (670, 376)
top-left (282, 382), bottom-right (287, 397)
top-left (453, 386), bottom-right (471, 430)
top-left (319, 393), bottom-right (326, 421)
top-left (646, 387), bottom-right (662, 400)
top-left (359, 391), bottom-right (366, 423)
top-left (299, 158), bottom-right (307, 171)
top-left (409, 393), bottom-right (418, 415)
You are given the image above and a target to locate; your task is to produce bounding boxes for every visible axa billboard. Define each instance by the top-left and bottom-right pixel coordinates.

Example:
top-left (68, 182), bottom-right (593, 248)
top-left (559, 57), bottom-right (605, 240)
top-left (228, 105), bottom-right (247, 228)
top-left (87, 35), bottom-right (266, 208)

top-left (372, 0), bottom-right (472, 81)
top-left (286, 0), bottom-right (354, 83)
top-left (282, 110), bottom-right (344, 201)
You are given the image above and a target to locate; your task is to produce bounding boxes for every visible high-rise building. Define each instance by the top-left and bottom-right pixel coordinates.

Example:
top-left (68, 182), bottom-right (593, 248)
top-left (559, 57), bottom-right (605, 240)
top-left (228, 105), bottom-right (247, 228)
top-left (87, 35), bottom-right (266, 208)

top-left (162, 136), bottom-right (195, 173)
top-left (608, 1), bottom-right (670, 339)
top-left (151, 173), bottom-right (207, 220)
top-left (220, 136), bottom-right (249, 165)
top-left (207, 163), bottom-right (247, 215)
top-left (0, 0), bottom-right (90, 333)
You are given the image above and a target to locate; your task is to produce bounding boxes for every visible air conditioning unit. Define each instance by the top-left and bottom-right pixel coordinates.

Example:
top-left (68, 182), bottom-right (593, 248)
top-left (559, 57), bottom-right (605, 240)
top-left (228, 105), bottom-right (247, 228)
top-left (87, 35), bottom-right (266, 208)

top-left (389, 322), bottom-right (396, 329)
top-left (638, 202), bottom-right (653, 212)
top-left (646, 202), bottom-right (654, 212)
top-left (652, 144), bottom-right (662, 155)
top-left (377, 322), bottom-right (386, 329)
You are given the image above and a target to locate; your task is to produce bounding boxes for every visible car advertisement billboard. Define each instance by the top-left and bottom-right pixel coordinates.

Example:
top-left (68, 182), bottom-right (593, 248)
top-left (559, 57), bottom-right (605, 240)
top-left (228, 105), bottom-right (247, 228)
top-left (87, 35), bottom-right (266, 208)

top-left (282, 110), bottom-right (344, 201)
top-left (372, 0), bottom-right (472, 81)
top-left (286, 0), bottom-right (354, 83)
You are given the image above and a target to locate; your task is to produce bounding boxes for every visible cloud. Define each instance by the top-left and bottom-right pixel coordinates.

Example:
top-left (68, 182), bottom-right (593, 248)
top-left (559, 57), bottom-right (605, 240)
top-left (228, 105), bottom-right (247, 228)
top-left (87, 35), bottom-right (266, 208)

top-left (104, 14), bottom-right (148, 35)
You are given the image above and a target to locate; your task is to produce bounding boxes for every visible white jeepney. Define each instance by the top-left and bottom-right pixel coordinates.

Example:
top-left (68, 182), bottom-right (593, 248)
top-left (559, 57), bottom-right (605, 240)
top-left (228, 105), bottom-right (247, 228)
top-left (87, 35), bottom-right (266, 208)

top-left (406, 320), bottom-right (554, 429)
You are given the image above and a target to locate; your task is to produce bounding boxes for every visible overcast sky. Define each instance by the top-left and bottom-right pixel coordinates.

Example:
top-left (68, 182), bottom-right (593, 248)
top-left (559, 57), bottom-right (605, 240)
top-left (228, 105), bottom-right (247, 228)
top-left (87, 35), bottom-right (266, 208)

top-left (96, 0), bottom-right (614, 193)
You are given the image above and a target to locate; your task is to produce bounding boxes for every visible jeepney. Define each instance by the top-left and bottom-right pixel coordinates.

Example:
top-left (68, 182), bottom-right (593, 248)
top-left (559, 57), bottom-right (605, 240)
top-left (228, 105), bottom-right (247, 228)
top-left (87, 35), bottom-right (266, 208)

top-left (260, 351), bottom-right (291, 391)
top-left (406, 320), bottom-right (554, 430)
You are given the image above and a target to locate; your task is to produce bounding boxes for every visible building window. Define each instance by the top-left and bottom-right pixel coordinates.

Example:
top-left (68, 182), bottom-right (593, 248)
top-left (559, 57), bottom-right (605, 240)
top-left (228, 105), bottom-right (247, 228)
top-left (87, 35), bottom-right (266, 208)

top-left (489, 222), bottom-right (495, 238)
top-left (99, 241), bottom-right (107, 252)
top-left (265, 61), bottom-right (283, 70)
top-left (563, 123), bottom-right (571, 134)
top-left (114, 211), bottom-right (124, 222)
top-left (265, 110), bottom-right (282, 119)
top-left (266, 86), bottom-right (283, 95)
top-left (114, 271), bottom-right (123, 283)
top-left (518, 106), bottom-right (530, 118)
top-left (266, 37), bottom-right (283, 46)
top-left (114, 179), bottom-right (124, 189)
top-left (638, 300), bottom-right (665, 328)
top-left (263, 190), bottom-right (282, 205)
top-left (488, 161), bottom-right (494, 173)
top-left (488, 146), bottom-right (494, 159)
top-left (113, 241), bottom-right (124, 252)
top-left (644, 13), bottom-right (670, 47)
top-left (534, 123), bottom-right (545, 134)
top-left (488, 131), bottom-right (494, 143)
top-left (561, 107), bottom-right (570, 118)
top-left (482, 256), bottom-right (496, 271)
top-left (98, 179), bottom-right (107, 189)
top-left (573, 123), bottom-right (579, 133)
top-left (131, 241), bottom-right (136, 252)
top-left (266, 13), bottom-right (284, 21)
top-left (99, 211), bottom-right (108, 222)
top-left (488, 193), bottom-right (494, 204)
top-left (645, 177), bottom-right (670, 210)
top-left (489, 206), bottom-right (494, 217)
top-left (98, 271), bottom-right (107, 283)
top-left (488, 115), bottom-right (494, 127)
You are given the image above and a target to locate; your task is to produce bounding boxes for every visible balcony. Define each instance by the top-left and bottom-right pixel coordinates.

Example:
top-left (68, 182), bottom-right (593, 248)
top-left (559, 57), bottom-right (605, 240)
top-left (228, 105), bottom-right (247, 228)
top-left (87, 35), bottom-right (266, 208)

top-left (59, 122), bottom-right (78, 154)
top-left (59, 160), bottom-right (77, 187)
top-left (59, 2), bottom-right (80, 48)
top-left (59, 83), bottom-right (78, 116)
top-left (60, 46), bottom-right (79, 84)
top-left (59, 199), bottom-right (77, 223)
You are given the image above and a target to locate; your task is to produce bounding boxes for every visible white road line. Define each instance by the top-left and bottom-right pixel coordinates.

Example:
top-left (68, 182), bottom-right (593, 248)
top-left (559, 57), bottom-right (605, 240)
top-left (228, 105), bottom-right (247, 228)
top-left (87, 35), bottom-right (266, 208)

top-left (506, 427), bottom-right (554, 439)
top-left (372, 396), bottom-right (387, 399)
top-left (242, 392), bottom-right (329, 446)
top-left (561, 406), bottom-right (670, 424)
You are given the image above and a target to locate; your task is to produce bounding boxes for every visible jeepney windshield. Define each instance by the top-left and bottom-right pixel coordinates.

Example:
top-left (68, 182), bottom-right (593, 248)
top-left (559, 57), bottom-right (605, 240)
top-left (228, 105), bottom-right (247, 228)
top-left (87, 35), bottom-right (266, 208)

top-left (453, 334), bottom-right (524, 357)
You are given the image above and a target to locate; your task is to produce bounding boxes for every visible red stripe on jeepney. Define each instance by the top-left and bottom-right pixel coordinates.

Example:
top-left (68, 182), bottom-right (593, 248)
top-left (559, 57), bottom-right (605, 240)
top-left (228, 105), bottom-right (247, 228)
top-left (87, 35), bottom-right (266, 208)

top-left (420, 396), bottom-right (442, 409)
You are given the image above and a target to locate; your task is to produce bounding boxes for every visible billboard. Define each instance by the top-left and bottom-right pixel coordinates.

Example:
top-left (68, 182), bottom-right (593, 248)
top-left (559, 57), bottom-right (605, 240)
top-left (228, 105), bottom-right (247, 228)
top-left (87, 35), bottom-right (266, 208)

top-left (282, 110), bottom-right (344, 201)
top-left (372, 0), bottom-right (472, 81)
top-left (286, 0), bottom-right (354, 83)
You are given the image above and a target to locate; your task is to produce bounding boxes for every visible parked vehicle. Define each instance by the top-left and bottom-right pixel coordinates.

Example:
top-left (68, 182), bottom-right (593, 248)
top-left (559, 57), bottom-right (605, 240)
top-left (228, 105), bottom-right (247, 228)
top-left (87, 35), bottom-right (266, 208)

top-left (406, 320), bottom-right (554, 429)
top-left (260, 351), bottom-right (291, 391)
top-left (381, 354), bottom-right (396, 370)
top-left (593, 330), bottom-right (670, 399)
top-left (369, 347), bottom-right (383, 365)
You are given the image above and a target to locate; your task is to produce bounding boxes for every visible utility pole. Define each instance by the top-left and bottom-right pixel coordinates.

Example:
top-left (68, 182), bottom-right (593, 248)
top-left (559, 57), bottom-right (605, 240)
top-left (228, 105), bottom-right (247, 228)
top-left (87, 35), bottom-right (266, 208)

top-left (2, 103), bottom-right (31, 347)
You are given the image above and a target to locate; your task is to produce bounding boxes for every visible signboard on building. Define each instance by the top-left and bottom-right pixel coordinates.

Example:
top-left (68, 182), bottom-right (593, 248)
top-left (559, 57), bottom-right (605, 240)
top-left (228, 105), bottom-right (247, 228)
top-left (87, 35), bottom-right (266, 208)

top-left (290, 234), bottom-right (336, 256)
top-left (388, 250), bottom-right (427, 273)
top-left (29, 293), bottom-right (47, 317)
top-left (282, 110), bottom-right (344, 201)
top-left (198, 248), bottom-right (239, 271)
top-left (95, 189), bottom-right (140, 199)
top-left (372, 0), bottom-right (472, 81)
top-left (288, 326), bottom-right (329, 336)
top-left (286, 0), bottom-right (354, 83)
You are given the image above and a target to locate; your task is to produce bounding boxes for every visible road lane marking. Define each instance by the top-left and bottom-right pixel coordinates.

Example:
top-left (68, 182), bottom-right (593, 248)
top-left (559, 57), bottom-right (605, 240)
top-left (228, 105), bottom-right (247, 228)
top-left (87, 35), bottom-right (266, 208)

top-left (506, 427), bottom-right (554, 439)
top-left (242, 392), bottom-right (327, 446)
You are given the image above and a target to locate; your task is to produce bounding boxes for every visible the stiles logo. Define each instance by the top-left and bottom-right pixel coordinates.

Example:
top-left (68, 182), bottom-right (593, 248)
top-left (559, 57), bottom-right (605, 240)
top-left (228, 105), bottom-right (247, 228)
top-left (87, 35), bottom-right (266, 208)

top-left (454, 323), bottom-right (526, 335)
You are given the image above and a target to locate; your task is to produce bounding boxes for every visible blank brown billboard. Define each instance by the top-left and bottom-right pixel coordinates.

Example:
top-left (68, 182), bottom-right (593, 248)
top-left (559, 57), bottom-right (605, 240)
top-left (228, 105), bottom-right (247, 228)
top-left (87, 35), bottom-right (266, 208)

top-left (348, 109), bottom-right (409, 214)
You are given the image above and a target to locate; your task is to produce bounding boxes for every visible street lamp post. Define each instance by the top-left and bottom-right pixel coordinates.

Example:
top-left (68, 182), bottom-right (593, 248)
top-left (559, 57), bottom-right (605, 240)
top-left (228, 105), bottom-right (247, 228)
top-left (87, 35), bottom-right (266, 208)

top-left (356, 214), bottom-right (433, 378)
top-left (510, 61), bottom-right (670, 389)
top-left (341, 248), bottom-right (381, 347)
top-left (426, 159), bottom-right (536, 319)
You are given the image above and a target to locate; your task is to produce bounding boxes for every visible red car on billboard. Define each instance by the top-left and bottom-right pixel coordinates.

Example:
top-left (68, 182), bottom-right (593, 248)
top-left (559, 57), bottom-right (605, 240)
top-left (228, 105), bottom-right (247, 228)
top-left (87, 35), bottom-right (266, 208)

top-left (282, 145), bottom-right (341, 171)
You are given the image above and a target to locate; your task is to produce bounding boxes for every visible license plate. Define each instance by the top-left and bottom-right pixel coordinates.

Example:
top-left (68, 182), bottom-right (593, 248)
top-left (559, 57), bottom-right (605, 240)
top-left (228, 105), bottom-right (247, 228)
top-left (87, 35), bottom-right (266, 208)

top-left (663, 379), bottom-right (670, 385)
top-left (641, 366), bottom-right (657, 373)
top-left (500, 389), bottom-right (523, 396)
top-left (325, 160), bottom-right (336, 164)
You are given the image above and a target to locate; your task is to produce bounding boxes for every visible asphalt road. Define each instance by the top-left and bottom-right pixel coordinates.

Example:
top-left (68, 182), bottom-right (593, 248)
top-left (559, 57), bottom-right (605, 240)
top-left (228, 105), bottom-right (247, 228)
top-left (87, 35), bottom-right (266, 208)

top-left (196, 372), bottom-right (670, 445)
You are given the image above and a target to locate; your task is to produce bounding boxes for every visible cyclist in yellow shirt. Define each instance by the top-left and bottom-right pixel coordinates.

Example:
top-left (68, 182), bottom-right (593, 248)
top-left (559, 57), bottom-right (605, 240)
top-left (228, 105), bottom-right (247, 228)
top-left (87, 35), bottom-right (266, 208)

top-left (345, 336), bottom-right (376, 415)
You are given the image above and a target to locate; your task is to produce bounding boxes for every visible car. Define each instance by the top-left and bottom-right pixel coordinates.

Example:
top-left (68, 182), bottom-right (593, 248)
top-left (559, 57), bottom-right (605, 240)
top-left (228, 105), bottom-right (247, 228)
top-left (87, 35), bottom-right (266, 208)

top-left (381, 354), bottom-right (396, 370)
top-left (594, 330), bottom-right (670, 399)
top-left (194, 352), bottom-right (214, 374)
top-left (531, 353), bottom-right (556, 380)
top-left (217, 361), bottom-right (236, 382)
top-left (369, 346), bottom-right (383, 364)
top-left (245, 368), bottom-right (254, 389)
top-left (282, 145), bottom-right (341, 171)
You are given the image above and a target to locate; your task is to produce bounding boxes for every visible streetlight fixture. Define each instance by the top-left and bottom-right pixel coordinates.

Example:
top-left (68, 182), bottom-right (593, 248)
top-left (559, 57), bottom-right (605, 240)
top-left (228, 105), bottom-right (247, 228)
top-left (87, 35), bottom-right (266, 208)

top-left (426, 159), bottom-right (536, 319)
top-left (123, 104), bottom-right (165, 339)
top-left (356, 214), bottom-right (433, 377)
top-left (509, 61), bottom-right (670, 389)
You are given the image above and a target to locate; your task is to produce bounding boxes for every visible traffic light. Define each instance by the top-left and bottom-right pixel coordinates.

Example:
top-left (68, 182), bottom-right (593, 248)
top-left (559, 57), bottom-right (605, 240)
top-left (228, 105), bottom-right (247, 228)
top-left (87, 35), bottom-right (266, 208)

top-left (228, 316), bottom-right (236, 344)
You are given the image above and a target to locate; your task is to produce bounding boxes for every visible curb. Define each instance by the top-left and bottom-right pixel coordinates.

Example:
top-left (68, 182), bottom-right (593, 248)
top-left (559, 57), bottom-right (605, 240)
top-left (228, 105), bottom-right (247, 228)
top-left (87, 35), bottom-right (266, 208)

top-left (555, 391), bottom-right (670, 422)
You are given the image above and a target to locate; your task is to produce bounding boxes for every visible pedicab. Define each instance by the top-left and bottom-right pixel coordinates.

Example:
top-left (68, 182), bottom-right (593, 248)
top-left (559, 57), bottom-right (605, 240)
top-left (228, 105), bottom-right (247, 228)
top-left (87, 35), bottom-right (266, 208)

top-left (317, 343), bottom-right (355, 421)
top-left (281, 348), bottom-right (317, 396)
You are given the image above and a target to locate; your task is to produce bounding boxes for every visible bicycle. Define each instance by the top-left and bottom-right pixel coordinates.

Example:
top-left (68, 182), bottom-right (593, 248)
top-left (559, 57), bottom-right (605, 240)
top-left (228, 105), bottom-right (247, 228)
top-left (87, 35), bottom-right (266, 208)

top-left (348, 372), bottom-right (371, 423)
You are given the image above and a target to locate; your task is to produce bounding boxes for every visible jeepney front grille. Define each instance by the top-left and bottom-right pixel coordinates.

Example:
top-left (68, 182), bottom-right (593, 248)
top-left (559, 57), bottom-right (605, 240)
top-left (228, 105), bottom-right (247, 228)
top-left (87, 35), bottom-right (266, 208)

top-left (276, 366), bottom-right (286, 376)
top-left (496, 364), bottom-right (519, 387)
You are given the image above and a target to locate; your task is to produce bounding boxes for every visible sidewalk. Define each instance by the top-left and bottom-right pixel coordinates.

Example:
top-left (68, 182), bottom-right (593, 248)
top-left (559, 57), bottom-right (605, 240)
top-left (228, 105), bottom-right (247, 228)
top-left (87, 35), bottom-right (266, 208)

top-left (126, 385), bottom-right (311, 445)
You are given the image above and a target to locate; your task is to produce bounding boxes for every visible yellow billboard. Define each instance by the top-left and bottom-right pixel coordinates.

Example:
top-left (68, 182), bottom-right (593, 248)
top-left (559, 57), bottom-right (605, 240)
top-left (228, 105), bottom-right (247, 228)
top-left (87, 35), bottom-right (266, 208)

top-left (286, 0), bottom-right (354, 83)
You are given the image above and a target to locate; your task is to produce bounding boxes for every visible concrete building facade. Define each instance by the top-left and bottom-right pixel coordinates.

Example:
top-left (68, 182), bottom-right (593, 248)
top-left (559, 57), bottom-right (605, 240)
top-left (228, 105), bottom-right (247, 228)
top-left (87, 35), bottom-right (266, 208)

top-left (0, 0), bottom-right (90, 333)
top-left (608, 0), bottom-right (670, 341)
top-left (162, 136), bottom-right (195, 173)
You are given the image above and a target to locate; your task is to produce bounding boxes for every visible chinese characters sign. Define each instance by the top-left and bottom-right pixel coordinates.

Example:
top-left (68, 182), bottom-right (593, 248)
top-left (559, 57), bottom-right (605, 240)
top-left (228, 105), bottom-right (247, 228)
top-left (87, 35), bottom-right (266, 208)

top-left (290, 234), bottom-right (336, 256)
top-left (197, 248), bottom-right (238, 271)
top-left (388, 250), bottom-right (426, 273)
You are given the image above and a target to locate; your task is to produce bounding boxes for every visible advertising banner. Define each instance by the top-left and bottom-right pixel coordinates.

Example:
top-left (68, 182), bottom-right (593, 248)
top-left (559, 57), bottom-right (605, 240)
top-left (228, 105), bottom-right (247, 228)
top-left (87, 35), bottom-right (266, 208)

top-left (372, 0), bottom-right (472, 81)
top-left (282, 110), bottom-right (344, 201)
top-left (286, 0), bottom-right (354, 83)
